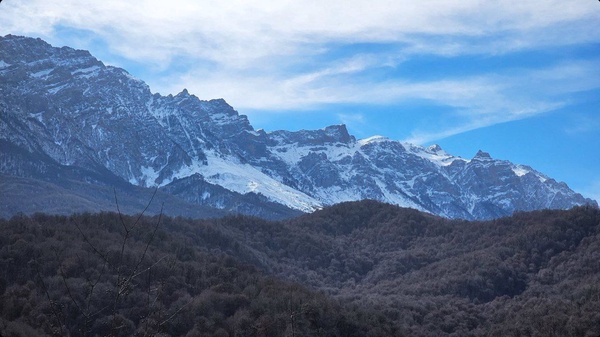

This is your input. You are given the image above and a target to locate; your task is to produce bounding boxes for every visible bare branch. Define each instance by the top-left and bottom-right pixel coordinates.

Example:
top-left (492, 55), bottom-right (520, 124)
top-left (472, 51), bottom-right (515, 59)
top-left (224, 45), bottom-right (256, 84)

top-left (127, 202), bottom-right (164, 283)
top-left (130, 187), bottom-right (159, 232)
top-left (112, 188), bottom-right (160, 333)
top-left (158, 297), bottom-right (195, 329)
top-left (113, 188), bottom-right (128, 233)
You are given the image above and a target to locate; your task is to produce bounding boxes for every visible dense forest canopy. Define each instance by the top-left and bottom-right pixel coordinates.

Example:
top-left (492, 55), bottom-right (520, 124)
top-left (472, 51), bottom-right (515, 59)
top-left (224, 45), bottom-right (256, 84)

top-left (1, 202), bottom-right (599, 336)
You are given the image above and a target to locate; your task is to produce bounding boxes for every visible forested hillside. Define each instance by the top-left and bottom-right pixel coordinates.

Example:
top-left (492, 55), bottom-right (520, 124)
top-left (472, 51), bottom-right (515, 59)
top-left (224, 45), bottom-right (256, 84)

top-left (1, 202), bottom-right (599, 336)
top-left (0, 212), bottom-right (399, 336)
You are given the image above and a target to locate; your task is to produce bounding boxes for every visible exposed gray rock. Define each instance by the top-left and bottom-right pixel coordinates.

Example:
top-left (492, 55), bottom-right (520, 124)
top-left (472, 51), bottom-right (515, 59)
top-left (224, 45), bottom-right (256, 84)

top-left (1, 35), bottom-right (596, 220)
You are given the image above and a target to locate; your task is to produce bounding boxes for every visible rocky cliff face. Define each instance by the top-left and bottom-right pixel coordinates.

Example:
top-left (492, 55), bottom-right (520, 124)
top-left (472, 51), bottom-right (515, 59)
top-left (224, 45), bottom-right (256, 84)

top-left (1, 35), bottom-right (596, 219)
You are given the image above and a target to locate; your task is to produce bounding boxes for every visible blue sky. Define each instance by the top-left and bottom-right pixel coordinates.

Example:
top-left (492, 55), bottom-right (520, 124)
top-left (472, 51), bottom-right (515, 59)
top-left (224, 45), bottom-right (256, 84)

top-left (1, 0), bottom-right (599, 202)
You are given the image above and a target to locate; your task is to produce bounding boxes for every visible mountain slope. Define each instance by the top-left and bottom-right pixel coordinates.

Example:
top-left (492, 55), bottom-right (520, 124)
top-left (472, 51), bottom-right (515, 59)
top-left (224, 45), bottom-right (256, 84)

top-left (0, 35), bottom-right (596, 219)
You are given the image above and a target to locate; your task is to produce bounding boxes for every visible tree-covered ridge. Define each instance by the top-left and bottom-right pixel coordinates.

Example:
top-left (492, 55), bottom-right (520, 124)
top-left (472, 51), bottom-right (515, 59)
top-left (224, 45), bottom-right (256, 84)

top-left (206, 202), bottom-right (600, 336)
top-left (1, 202), bottom-right (599, 336)
top-left (0, 212), bottom-right (398, 336)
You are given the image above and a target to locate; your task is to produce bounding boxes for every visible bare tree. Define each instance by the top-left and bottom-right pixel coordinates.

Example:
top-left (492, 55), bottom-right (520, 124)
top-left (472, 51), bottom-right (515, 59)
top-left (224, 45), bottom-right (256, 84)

top-left (35, 188), bottom-right (179, 337)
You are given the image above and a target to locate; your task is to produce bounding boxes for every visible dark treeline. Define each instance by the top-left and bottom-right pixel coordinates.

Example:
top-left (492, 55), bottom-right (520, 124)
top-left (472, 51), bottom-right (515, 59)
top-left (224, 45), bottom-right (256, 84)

top-left (1, 202), bottom-right (600, 336)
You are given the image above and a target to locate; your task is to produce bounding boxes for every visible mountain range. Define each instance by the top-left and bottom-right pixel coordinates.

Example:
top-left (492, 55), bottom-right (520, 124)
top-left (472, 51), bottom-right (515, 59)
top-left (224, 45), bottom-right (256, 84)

top-left (0, 34), bottom-right (596, 220)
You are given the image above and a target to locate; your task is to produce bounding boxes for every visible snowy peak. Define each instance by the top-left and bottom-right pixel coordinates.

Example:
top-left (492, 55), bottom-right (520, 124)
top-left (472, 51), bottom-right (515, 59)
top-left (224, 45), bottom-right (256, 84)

top-left (175, 88), bottom-right (191, 97)
top-left (1, 34), bottom-right (104, 82)
top-left (1, 34), bottom-right (87, 64)
top-left (473, 150), bottom-right (493, 160)
top-left (358, 135), bottom-right (390, 146)
top-left (428, 144), bottom-right (444, 153)
top-left (269, 124), bottom-right (355, 146)
top-left (403, 142), bottom-right (459, 167)
top-left (323, 124), bottom-right (354, 143)
top-left (169, 93), bottom-right (253, 132)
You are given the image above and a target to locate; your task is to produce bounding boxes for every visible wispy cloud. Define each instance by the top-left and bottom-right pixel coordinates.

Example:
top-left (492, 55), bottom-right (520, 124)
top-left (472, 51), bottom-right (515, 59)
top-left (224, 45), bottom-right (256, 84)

top-left (337, 113), bottom-right (366, 125)
top-left (401, 60), bottom-right (600, 144)
top-left (2, 1), bottom-right (598, 66)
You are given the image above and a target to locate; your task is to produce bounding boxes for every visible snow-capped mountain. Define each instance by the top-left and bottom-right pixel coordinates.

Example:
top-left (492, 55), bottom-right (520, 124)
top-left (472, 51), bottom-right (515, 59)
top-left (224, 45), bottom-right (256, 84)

top-left (1, 35), bottom-right (596, 219)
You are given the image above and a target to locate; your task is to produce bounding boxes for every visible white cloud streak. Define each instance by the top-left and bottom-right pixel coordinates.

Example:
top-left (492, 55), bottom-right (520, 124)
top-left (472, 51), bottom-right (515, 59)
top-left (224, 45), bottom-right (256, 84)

top-left (402, 59), bottom-right (600, 144)
top-left (2, 0), bottom-right (598, 65)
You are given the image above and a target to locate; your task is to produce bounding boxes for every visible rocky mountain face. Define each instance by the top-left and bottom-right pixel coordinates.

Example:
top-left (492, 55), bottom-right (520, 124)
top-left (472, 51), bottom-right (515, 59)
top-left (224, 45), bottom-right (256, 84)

top-left (1, 35), bottom-right (596, 219)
